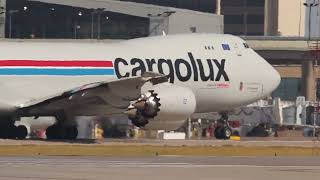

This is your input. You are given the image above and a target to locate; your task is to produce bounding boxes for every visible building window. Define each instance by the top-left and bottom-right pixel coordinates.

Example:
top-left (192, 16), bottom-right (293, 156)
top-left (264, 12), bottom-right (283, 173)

top-left (120, 0), bottom-right (217, 13)
top-left (316, 79), bottom-right (320, 100)
top-left (247, 15), bottom-right (264, 24)
top-left (272, 78), bottom-right (301, 101)
top-left (224, 15), bottom-right (244, 25)
top-left (221, 0), bottom-right (244, 7)
top-left (246, 0), bottom-right (265, 7)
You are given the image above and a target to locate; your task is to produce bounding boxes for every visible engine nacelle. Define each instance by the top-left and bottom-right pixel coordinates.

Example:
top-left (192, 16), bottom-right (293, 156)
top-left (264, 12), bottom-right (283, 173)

top-left (126, 83), bottom-right (196, 131)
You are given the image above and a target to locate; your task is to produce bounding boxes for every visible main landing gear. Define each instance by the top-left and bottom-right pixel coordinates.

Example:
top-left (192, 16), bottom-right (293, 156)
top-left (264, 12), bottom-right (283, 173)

top-left (0, 117), bottom-right (28, 140)
top-left (214, 112), bottom-right (232, 139)
top-left (45, 112), bottom-right (78, 140)
top-left (46, 124), bottom-right (78, 140)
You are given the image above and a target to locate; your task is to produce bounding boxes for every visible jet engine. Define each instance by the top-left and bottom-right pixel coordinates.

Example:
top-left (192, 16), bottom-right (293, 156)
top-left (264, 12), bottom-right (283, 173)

top-left (126, 83), bottom-right (196, 131)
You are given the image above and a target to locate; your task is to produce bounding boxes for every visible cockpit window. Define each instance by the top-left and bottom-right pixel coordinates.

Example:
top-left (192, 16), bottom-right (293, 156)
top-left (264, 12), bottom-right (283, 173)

top-left (243, 43), bottom-right (250, 48)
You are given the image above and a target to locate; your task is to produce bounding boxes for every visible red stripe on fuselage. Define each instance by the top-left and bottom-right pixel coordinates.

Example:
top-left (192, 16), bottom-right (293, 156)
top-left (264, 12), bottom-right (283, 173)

top-left (0, 60), bottom-right (113, 67)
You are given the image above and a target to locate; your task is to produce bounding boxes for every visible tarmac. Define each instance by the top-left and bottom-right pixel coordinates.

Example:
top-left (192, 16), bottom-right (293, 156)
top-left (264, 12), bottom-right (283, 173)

top-left (0, 139), bottom-right (319, 179)
top-left (1, 138), bottom-right (320, 147)
top-left (0, 139), bottom-right (320, 156)
top-left (0, 156), bottom-right (319, 180)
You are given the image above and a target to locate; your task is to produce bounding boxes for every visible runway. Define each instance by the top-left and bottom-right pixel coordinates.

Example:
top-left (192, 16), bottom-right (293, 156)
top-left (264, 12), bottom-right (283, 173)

top-left (0, 156), bottom-right (319, 180)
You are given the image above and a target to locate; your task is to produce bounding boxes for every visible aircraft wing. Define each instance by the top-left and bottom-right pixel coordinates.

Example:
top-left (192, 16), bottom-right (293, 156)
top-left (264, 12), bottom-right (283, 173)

top-left (17, 72), bottom-right (168, 117)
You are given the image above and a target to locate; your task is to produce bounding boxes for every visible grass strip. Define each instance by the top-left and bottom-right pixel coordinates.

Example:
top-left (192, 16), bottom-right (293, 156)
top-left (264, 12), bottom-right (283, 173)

top-left (0, 145), bottom-right (319, 156)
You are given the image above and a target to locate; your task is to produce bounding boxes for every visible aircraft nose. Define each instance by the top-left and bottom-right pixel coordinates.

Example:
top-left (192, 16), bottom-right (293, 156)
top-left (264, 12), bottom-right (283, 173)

top-left (252, 51), bottom-right (281, 96)
top-left (266, 66), bottom-right (281, 94)
top-left (274, 69), bottom-right (281, 88)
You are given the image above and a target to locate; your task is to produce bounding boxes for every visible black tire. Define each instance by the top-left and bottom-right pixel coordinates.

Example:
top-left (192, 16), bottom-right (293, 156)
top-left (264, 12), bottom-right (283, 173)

top-left (223, 127), bottom-right (232, 139)
top-left (214, 126), bottom-right (224, 139)
top-left (6, 125), bottom-right (17, 139)
top-left (214, 126), bottom-right (232, 139)
top-left (65, 126), bottom-right (78, 140)
top-left (0, 125), bottom-right (16, 139)
top-left (46, 125), bottom-right (55, 140)
top-left (16, 125), bottom-right (28, 140)
top-left (46, 124), bottom-right (64, 139)
top-left (56, 126), bottom-right (67, 139)
top-left (46, 125), bottom-right (78, 140)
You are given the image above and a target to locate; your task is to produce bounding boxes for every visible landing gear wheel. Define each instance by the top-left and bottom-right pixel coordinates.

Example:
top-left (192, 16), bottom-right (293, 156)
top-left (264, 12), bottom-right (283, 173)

top-left (223, 127), bottom-right (232, 139)
top-left (46, 124), bottom-right (78, 140)
top-left (65, 126), bottom-right (78, 140)
top-left (46, 124), bottom-right (58, 140)
top-left (214, 126), bottom-right (232, 139)
top-left (16, 125), bottom-right (28, 140)
top-left (214, 111), bottom-right (232, 140)
top-left (46, 124), bottom-right (65, 139)
top-left (6, 125), bottom-right (17, 139)
top-left (0, 123), bottom-right (28, 139)
top-left (214, 126), bottom-right (224, 139)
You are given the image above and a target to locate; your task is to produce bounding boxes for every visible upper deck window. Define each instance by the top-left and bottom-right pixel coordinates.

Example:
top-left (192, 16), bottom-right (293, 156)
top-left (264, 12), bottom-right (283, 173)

top-left (204, 46), bottom-right (214, 50)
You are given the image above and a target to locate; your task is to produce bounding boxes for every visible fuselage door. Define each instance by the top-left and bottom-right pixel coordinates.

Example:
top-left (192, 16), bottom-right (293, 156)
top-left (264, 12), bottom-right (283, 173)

top-left (241, 82), bottom-right (263, 96)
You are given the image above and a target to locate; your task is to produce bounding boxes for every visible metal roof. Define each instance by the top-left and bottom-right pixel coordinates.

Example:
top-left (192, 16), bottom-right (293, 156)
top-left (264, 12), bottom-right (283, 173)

top-left (28, 0), bottom-right (219, 18)
top-left (244, 37), bottom-right (320, 51)
top-left (243, 36), bottom-right (320, 41)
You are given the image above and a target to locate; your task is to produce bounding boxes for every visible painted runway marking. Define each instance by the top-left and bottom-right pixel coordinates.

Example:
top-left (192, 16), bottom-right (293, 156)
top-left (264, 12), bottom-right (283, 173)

top-left (0, 159), bottom-right (320, 169)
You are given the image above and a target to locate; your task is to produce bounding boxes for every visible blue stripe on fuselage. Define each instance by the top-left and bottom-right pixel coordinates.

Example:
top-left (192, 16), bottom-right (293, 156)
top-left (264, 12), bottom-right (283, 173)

top-left (0, 68), bottom-right (115, 76)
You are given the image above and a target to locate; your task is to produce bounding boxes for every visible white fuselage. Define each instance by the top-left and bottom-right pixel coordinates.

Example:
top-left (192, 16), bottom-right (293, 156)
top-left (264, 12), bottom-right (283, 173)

top-left (0, 34), bottom-right (280, 116)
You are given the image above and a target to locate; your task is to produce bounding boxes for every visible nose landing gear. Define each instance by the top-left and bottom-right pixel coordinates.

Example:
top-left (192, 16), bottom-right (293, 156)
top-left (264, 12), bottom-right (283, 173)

top-left (214, 112), bottom-right (233, 139)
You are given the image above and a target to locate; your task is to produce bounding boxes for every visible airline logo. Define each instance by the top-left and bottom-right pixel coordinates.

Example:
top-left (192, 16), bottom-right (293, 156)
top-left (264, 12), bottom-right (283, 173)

top-left (0, 60), bottom-right (114, 76)
top-left (114, 52), bottom-right (230, 83)
top-left (0, 53), bottom-right (230, 83)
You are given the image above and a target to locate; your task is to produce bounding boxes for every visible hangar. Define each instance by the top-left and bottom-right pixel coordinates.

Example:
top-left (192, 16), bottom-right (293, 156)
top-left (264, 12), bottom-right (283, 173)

top-left (0, 0), bottom-right (223, 39)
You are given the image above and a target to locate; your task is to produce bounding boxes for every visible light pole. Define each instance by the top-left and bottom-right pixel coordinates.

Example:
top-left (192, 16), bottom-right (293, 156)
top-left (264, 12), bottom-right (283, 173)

top-left (304, 1), bottom-right (319, 40)
top-left (97, 12), bottom-right (101, 39)
top-left (74, 24), bottom-right (80, 39)
top-left (91, 10), bottom-right (94, 39)
top-left (90, 8), bottom-right (105, 39)
top-left (304, 1), bottom-right (319, 137)
top-left (8, 10), bottom-right (19, 38)
top-left (0, 7), bottom-right (4, 39)
top-left (74, 11), bottom-right (82, 39)
top-left (97, 8), bottom-right (104, 40)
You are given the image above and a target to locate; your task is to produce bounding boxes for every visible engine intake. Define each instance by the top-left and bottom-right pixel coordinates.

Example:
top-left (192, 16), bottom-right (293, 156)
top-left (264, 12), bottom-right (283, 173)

top-left (126, 83), bottom-right (196, 130)
top-left (127, 90), bottom-right (161, 127)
